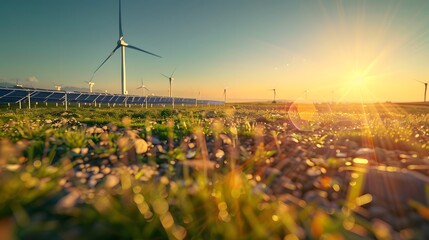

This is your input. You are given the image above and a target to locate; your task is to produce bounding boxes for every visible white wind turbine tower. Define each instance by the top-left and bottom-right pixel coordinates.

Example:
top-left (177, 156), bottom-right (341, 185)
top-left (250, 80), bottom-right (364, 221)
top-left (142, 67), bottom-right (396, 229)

top-left (92, 0), bottom-right (161, 95)
top-left (85, 81), bottom-right (95, 93)
top-left (195, 90), bottom-right (200, 106)
top-left (137, 79), bottom-right (150, 109)
top-left (223, 88), bottom-right (227, 104)
top-left (416, 80), bottom-right (428, 102)
top-left (304, 89), bottom-right (309, 100)
top-left (161, 69), bottom-right (176, 108)
top-left (270, 88), bottom-right (276, 103)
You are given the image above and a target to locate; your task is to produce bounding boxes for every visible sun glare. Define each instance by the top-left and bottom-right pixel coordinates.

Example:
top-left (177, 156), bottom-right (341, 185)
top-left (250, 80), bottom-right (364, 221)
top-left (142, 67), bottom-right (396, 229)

top-left (350, 74), bottom-right (366, 88)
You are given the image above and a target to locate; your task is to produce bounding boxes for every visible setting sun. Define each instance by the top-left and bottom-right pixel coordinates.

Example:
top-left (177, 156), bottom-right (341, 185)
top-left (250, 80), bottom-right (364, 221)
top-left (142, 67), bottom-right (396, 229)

top-left (350, 73), bottom-right (367, 88)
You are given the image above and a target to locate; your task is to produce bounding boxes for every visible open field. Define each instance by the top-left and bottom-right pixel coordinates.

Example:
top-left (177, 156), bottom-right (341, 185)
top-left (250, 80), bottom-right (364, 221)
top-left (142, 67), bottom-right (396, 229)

top-left (1, 102), bottom-right (429, 239)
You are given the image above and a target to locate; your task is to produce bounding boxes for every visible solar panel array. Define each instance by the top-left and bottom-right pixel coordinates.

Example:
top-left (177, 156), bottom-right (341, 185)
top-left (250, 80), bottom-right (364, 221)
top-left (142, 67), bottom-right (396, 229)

top-left (0, 87), bottom-right (224, 106)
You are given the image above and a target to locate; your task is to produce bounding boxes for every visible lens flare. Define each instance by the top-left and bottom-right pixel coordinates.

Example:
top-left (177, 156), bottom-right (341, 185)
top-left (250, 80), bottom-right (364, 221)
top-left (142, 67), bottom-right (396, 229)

top-left (287, 96), bottom-right (332, 132)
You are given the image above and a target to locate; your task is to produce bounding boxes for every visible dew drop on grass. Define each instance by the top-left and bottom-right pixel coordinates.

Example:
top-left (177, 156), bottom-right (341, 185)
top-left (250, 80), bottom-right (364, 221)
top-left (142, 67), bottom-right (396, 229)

top-left (160, 212), bottom-right (174, 229)
top-left (306, 167), bottom-right (321, 177)
top-left (271, 215), bottom-right (279, 222)
top-left (186, 150), bottom-right (196, 159)
top-left (215, 149), bottom-right (225, 159)
top-left (133, 194), bottom-right (145, 204)
top-left (172, 225), bottom-right (187, 240)
top-left (6, 164), bottom-right (20, 171)
top-left (333, 184), bottom-right (340, 192)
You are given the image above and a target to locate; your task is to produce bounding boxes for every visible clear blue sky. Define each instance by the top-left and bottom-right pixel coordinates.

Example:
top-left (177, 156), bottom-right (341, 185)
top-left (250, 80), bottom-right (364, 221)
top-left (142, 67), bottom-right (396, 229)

top-left (1, 0), bottom-right (429, 102)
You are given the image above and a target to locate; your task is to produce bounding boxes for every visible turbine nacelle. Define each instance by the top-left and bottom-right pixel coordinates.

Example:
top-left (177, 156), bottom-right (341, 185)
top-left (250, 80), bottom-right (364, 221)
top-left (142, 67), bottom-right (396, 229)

top-left (118, 37), bottom-right (128, 46)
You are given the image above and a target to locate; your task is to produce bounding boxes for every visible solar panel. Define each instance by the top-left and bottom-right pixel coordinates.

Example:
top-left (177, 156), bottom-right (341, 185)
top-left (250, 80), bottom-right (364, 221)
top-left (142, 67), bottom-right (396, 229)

top-left (0, 87), bottom-right (224, 106)
top-left (66, 93), bottom-right (82, 102)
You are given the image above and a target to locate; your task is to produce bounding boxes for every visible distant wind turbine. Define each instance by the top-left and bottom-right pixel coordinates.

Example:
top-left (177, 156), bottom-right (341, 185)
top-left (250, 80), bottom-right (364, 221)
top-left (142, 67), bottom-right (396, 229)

top-left (53, 83), bottom-right (62, 91)
top-left (16, 80), bottom-right (23, 88)
top-left (416, 80), bottom-right (428, 102)
top-left (92, 0), bottom-right (161, 95)
top-left (270, 89), bottom-right (276, 103)
top-left (304, 89), bottom-right (309, 100)
top-left (223, 88), bottom-right (227, 104)
top-left (137, 79), bottom-right (150, 109)
top-left (161, 68), bottom-right (176, 98)
top-left (84, 80), bottom-right (95, 93)
top-left (195, 90), bottom-right (200, 106)
top-left (161, 69), bottom-right (176, 108)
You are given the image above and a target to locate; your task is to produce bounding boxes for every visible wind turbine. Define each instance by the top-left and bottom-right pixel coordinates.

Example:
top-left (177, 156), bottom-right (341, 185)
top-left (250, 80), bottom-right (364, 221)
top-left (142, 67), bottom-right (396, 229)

top-left (304, 89), bottom-right (309, 100)
top-left (223, 88), bottom-right (227, 104)
top-left (161, 68), bottom-right (176, 108)
top-left (270, 89), bottom-right (276, 103)
top-left (195, 90), bottom-right (200, 106)
top-left (416, 80), bottom-right (428, 102)
top-left (137, 79), bottom-right (150, 109)
top-left (85, 80), bottom-right (95, 93)
top-left (161, 68), bottom-right (176, 98)
top-left (92, 0), bottom-right (161, 95)
top-left (16, 79), bottom-right (23, 88)
top-left (53, 83), bottom-right (62, 91)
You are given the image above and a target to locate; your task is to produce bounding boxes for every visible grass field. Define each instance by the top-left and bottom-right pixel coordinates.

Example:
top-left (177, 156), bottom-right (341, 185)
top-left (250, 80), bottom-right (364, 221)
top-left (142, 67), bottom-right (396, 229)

top-left (1, 102), bottom-right (429, 239)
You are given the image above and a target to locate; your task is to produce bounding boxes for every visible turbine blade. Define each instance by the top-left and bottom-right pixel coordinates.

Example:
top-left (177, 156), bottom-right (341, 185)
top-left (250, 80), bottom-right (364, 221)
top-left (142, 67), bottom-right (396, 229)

top-left (119, 0), bottom-right (123, 37)
top-left (144, 87), bottom-right (150, 91)
top-left (161, 73), bottom-right (170, 79)
top-left (137, 86), bottom-right (142, 89)
top-left (127, 45), bottom-right (162, 58)
top-left (93, 45), bottom-right (120, 75)
top-left (416, 79), bottom-right (429, 84)
top-left (170, 67), bottom-right (177, 78)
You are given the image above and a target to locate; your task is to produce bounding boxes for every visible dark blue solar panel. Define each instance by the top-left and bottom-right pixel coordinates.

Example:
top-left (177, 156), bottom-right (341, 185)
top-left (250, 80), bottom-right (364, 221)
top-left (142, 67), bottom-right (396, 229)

top-left (0, 87), bottom-right (223, 105)
top-left (115, 96), bottom-right (126, 103)
top-left (127, 96), bottom-right (136, 104)
top-left (101, 95), bottom-right (114, 103)
top-left (96, 95), bottom-right (108, 102)
top-left (0, 97), bottom-right (21, 103)
top-left (46, 95), bottom-right (64, 102)
top-left (148, 97), bottom-right (158, 104)
top-left (85, 95), bottom-right (98, 102)
top-left (0, 89), bottom-right (13, 96)
top-left (66, 93), bottom-right (82, 102)
top-left (31, 91), bottom-right (51, 99)
top-left (11, 90), bottom-right (28, 97)
top-left (109, 95), bottom-right (118, 103)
